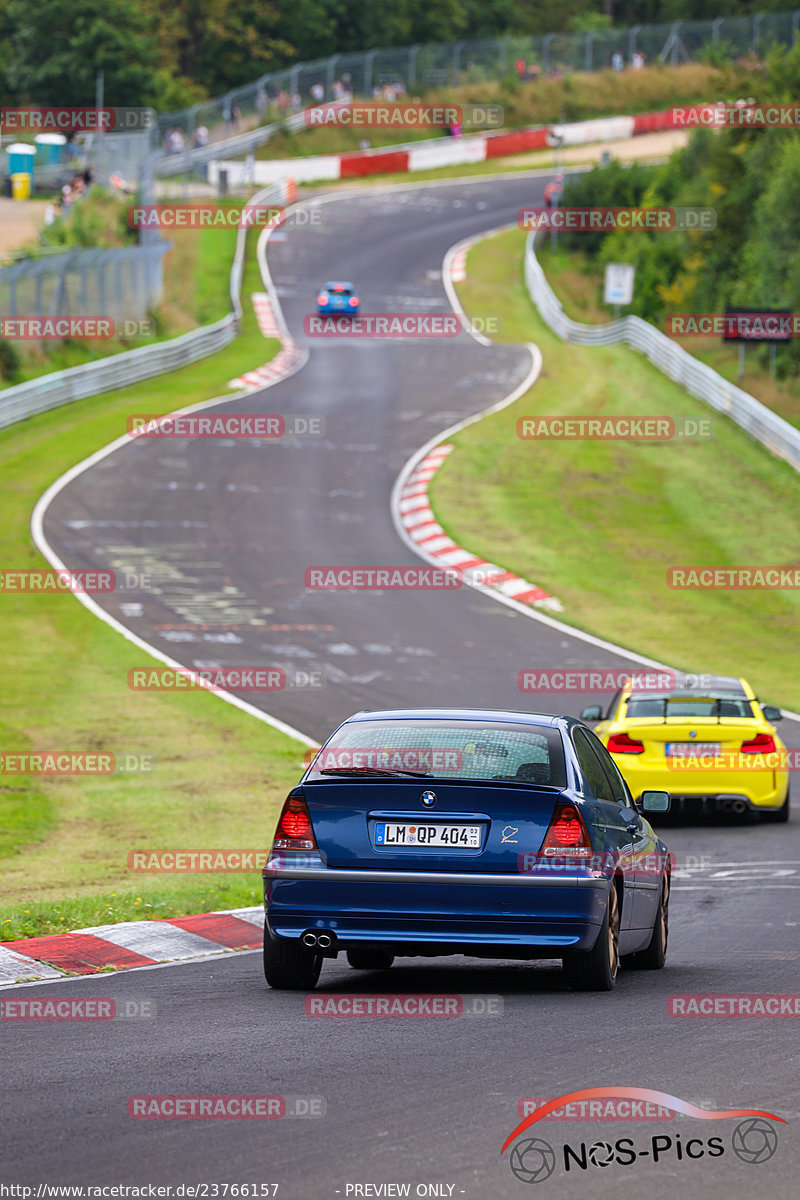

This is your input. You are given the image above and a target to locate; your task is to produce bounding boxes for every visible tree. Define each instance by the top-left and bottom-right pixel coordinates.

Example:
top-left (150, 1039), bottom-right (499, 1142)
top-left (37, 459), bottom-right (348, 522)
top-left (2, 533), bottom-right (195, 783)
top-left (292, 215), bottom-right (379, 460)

top-left (0, 0), bottom-right (161, 106)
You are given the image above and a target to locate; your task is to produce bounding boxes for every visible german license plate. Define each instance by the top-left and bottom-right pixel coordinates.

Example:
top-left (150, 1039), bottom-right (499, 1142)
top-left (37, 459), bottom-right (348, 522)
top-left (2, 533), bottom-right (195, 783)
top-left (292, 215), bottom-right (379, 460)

top-left (665, 742), bottom-right (721, 757)
top-left (374, 822), bottom-right (481, 848)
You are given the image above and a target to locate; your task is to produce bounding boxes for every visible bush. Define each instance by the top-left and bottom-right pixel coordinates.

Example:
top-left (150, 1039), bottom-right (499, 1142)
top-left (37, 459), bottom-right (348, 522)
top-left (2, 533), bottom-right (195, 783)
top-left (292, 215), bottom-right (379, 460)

top-left (0, 338), bottom-right (22, 382)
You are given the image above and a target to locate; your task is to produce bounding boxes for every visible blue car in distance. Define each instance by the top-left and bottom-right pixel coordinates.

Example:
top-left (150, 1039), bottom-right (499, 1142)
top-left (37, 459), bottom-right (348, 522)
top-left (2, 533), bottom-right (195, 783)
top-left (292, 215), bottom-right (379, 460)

top-left (262, 709), bottom-right (671, 992)
top-left (317, 280), bottom-right (360, 315)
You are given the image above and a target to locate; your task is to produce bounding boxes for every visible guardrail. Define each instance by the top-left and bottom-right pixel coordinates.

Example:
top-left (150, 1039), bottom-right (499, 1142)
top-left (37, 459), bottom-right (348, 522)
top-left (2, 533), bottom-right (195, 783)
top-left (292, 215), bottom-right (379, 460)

top-left (157, 113), bottom-right (308, 179)
top-left (524, 231), bottom-right (800, 475)
top-left (0, 180), bottom-right (292, 432)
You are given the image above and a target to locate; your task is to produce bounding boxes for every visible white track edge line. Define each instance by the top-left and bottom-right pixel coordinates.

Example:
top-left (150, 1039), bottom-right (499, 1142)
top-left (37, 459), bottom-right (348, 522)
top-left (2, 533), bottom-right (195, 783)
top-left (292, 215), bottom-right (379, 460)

top-left (31, 187), bottom-right (316, 750)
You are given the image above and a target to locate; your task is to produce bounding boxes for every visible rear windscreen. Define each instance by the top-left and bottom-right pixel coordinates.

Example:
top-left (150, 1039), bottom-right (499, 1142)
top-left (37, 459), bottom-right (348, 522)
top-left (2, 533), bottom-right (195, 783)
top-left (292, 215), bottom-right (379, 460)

top-left (306, 720), bottom-right (566, 786)
top-left (626, 696), bottom-right (754, 719)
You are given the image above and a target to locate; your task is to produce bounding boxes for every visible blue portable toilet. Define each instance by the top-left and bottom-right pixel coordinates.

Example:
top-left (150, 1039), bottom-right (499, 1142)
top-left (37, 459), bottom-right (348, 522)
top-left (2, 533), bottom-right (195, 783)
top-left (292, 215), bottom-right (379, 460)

top-left (5, 142), bottom-right (36, 181)
top-left (35, 132), bottom-right (66, 166)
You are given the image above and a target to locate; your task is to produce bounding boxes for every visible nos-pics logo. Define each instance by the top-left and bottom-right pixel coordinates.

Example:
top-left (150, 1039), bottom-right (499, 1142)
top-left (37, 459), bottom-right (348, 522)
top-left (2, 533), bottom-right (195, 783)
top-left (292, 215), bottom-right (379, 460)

top-left (502, 1088), bottom-right (782, 1184)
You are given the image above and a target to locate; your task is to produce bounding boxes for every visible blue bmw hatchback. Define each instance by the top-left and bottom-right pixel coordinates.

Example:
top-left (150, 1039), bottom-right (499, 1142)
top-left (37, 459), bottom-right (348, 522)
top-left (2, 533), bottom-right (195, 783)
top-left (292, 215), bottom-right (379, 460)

top-left (263, 709), bottom-right (671, 991)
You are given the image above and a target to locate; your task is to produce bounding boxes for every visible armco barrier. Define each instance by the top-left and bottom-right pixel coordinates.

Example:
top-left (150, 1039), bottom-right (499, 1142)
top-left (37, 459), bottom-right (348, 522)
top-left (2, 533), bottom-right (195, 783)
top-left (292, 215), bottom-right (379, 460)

top-left (524, 231), bottom-right (800, 475)
top-left (0, 180), bottom-right (293, 432)
top-left (157, 111), bottom-right (308, 179)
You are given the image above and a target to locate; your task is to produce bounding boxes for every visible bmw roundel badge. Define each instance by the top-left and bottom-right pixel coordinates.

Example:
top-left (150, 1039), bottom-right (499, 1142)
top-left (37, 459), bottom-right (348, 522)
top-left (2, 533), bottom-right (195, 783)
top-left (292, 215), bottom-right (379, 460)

top-left (421, 790), bottom-right (437, 807)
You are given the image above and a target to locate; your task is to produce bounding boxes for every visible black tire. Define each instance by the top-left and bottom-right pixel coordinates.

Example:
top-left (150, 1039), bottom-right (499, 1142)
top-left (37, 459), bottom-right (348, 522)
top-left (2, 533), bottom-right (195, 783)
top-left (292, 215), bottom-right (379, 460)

top-left (622, 875), bottom-right (669, 970)
top-left (762, 787), bottom-right (790, 823)
top-left (562, 883), bottom-right (620, 992)
top-left (263, 927), bottom-right (322, 990)
top-left (346, 947), bottom-right (395, 971)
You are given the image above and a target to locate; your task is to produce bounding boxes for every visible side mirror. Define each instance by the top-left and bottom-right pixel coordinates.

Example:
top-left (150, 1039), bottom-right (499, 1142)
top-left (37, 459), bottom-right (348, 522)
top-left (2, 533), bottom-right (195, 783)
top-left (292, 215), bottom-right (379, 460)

top-left (640, 790), bottom-right (671, 814)
top-left (762, 705), bottom-right (782, 722)
top-left (580, 705), bottom-right (603, 722)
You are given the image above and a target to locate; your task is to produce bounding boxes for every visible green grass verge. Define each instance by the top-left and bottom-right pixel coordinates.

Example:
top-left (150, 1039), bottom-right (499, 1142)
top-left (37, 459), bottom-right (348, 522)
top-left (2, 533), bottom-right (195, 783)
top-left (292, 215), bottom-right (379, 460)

top-left (2, 205), bottom-right (252, 388)
top-left (431, 227), bottom-right (800, 712)
top-left (0, 231), bottom-right (295, 942)
top-left (537, 241), bottom-right (800, 432)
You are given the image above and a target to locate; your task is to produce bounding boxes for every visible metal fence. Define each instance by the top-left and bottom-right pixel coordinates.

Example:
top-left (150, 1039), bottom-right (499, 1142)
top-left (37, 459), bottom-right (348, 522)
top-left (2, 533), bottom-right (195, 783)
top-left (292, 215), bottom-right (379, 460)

top-left (0, 180), bottom-right (291, 430)
top-left (0, 242), bottom-right (170, 325)
top-left (155, 9), bottom-right (800, 175)
top-left (524, 231), bottom-right (800, 475)
top-left (0, 131), bottom-right (163, 328)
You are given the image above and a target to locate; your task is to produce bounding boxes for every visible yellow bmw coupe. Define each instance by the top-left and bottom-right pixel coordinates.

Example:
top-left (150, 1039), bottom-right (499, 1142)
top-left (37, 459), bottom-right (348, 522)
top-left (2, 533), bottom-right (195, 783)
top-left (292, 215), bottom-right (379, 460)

top-left (582, 674), bottom-right (789, 821)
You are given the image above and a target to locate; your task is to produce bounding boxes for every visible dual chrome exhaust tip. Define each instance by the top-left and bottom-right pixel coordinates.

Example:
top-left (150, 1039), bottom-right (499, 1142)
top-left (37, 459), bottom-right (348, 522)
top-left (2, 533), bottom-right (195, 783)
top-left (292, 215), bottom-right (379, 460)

top-left (302, 929), bottom-right (336, 951)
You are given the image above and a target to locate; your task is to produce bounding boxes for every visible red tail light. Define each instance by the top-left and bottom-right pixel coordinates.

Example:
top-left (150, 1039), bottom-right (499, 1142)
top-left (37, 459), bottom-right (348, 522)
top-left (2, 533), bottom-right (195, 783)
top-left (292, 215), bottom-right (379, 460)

top-left (740, 733), bottom-right (777, 754)
top-left (317, 294), bottom-right (329, 305)
top-left (540, 803), bottom-right (593, 858)
top-left (607, 733), bottom-right (645, 755)
top-left (348, 295), bottom-right (359, 307)
top-left (272, 795), bottom-right (317, 851)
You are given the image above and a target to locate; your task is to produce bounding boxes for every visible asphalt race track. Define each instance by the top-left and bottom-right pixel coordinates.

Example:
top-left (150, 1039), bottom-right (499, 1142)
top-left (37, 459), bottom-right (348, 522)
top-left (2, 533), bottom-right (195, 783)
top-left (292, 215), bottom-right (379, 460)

top-left (5, 175), bottom-right (799, 1198)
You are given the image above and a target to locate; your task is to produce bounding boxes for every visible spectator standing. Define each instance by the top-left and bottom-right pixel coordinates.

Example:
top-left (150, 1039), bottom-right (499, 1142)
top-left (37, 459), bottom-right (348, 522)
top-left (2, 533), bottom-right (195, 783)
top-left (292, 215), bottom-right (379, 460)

top-left (543, 172), bottom-right (563, 207)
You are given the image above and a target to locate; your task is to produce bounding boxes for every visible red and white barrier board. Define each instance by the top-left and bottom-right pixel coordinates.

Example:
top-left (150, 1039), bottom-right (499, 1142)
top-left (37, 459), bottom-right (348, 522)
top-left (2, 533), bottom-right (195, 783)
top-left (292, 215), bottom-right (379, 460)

top-left (209, 104), bottom-right (700, 187)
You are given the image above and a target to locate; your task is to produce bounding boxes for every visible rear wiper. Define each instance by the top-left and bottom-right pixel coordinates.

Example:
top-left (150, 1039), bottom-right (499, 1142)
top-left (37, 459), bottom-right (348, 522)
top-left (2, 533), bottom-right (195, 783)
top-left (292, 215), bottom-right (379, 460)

top-left (318, 766), bottom-right (433, 778)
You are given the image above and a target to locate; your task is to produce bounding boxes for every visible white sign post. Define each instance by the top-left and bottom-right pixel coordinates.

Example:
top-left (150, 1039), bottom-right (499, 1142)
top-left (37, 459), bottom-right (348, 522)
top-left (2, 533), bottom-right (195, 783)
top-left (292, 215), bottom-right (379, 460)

top-left (604, 262), bottom-right (635, 318)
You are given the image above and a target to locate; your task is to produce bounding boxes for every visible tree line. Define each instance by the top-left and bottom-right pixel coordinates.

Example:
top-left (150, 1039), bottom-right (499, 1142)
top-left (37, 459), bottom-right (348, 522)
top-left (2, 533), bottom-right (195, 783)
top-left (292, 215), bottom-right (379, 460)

top-left (556, 41), bottom-right (800, 377)
top-left (0, 0), bottom-right (795, 110)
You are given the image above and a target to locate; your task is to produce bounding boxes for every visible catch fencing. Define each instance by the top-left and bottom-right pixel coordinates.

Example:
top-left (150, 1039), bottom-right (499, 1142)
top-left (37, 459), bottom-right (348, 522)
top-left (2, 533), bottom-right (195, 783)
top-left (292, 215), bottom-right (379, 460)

top-left (0, 180), bottom-right (291, 430)
top-left (155, 10), bottom-right (800, 175)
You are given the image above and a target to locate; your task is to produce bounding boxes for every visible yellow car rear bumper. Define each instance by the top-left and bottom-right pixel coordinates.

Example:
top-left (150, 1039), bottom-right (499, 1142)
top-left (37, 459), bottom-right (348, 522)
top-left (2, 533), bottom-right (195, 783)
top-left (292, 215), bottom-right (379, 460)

top-left (611, 754), bottom-right (789, 810)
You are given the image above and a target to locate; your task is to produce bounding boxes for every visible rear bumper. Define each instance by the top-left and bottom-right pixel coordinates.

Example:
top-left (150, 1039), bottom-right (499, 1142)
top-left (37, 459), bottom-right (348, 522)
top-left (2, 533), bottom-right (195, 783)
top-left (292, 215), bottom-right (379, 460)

top-left (263, 863), bottom-right (608, 950)
top-left (616, 760), bottom-right (788, 808)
